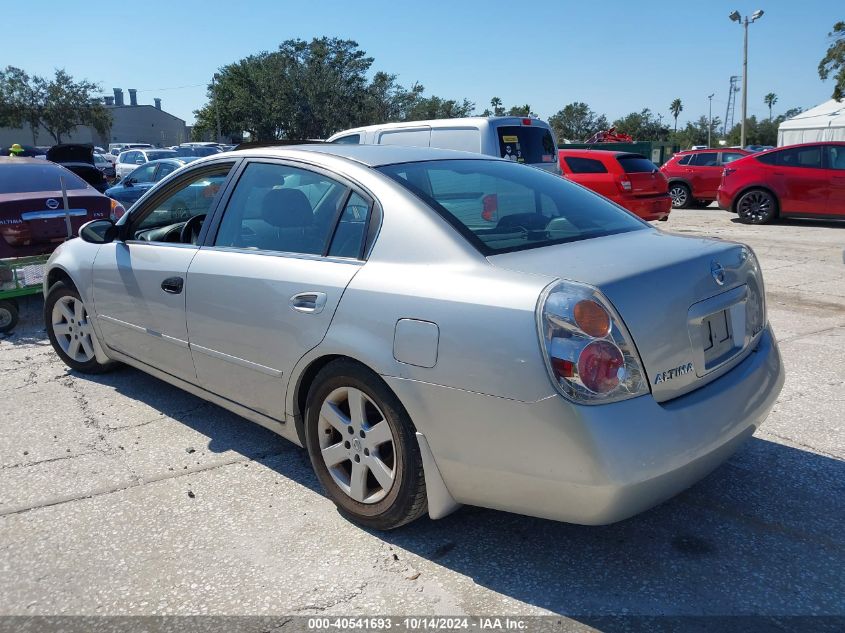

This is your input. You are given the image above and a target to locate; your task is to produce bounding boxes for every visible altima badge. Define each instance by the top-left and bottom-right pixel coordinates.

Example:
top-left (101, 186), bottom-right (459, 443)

top-left (654, 363), bottom-right (694, 384)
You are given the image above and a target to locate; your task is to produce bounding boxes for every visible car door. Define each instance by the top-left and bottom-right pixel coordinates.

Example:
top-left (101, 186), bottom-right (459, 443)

top-left (91, 161), bottom-right (237, 381)
top-left (687, 151), bottom-right (722, 198)
top-left (767, 145), bottom-right (828, 215)
top-left (826, 145), bottom-right (845, 216)
top-left (185, 160), bottom-right (373, 420)
top-left (117, 151), bottom-right (137, 179)
top-left (121, 162), bottom-right (158, 204)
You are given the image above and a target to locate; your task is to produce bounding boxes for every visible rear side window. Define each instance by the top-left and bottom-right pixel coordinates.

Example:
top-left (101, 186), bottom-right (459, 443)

top-left (563, 157), bottom-right (608, 174)
top-left (690, 152), bottom-right (719, 166)
top-left (496, 126), bottom-right (557, 164)
top-left (616, 155), bottom-right (657, 173)
top-left (721, 152), bottom-right (746, 164)
top-left (777, 146), bottom-right (822, 169)
top-left (327, 191), bottom-right (372, 258)
top-left (0, 164), bottom-right (88, 194)
top-left (332, 134), bottom-right (361, 145)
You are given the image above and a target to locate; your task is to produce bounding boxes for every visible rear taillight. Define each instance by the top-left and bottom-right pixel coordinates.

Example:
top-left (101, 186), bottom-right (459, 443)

top-left (537, 280), bottom-right (648, 404)
top-left (618, 178), bottom-right (632, 192)
top-left (0, 224), bottom-right (32, 246)
top-left (522, 118), bottom-right (532, 125)
top-left (110, 199), bottom-right (126, 221)
top-left (742, 247), bottom-right (767, 338)
top-left (723, 168), bottom-right (737, 178)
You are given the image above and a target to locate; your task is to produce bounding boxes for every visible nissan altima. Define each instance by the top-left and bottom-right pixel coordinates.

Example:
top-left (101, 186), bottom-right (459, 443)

top-left (42, 145), bottom-right (784, 530)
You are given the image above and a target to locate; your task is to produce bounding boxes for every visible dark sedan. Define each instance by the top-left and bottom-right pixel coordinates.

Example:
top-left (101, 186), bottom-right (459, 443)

top-left (105, 157), bottom-right (198, 207)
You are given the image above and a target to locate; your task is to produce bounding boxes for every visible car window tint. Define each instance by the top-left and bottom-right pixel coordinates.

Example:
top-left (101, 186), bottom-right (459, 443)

top-left (0, 163), bottom-right (89, 194)
top-left (145, 151), bottom-right (175, 162)
top-left (829, 146), bottom-right (845, 170)
top-left (332, 134), bottom-right (361, 145)
top-left (756, 152), bottom-right (778, 165)
top-left (676, 154), bottom-right (692, 165)
top-left (563, 157), bottom-right (608, 174)
top-left (214, 162), bottom-right (348, 255)
top-left (691, 152), bottom-right (719, 166)
top-left (496, 126), bottom-right (557, 164)
top-left (379, 159), bottom-right (644, 255)
top-left (778, 146), bottom-right (822, 169)
top-left (327, 192), bottom-right (371, 258)
top-left (133, 167), bottom-right (233, 238)
top-left (156, 162), bottom-right (180, 180)
top-left (721, 152), bottom-right (746, 164)
top-left (616, 155), bottom-right (657, 173)
top-left (129, 163), bottom-right (157, 183)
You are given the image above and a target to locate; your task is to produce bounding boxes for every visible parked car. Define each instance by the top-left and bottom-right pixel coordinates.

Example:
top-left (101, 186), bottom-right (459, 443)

top-left (106, 157), bottom-right (198, 207)
top-left (115, 148), bottom-right (177, 179)
top-left (0, 157), bottom-right (123, 259)
top-left (717, 142), bottom-right (845, 223)
top-left (108, 142), bottom-right (153, 155)
top-left (660, 148), bottom-right (751, 208)
top-left (43, 145), bottom-right (783, 530)
top-left (173, 146), bottom-right (221, 158)
top-left (744, 145), bottom-right (774, 153)
top-left (327, 116), bottom-right (561, 175)
top-left (46, 144), bottom-right (109, 193)
top-left (558, 150), bottom-right (671, 221)
top-left (94, 153), bottom-right (116, 180)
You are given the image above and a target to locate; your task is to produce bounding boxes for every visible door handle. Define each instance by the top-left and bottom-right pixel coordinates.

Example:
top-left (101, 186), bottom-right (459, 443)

top-left (161, 276), bottom-right (184, 294)
top-left (290, 291), bottom-right (327, 314)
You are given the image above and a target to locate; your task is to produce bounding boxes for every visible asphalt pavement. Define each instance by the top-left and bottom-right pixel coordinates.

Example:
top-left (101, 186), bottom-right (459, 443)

top-left (0, 207), bottom-right (843, 627)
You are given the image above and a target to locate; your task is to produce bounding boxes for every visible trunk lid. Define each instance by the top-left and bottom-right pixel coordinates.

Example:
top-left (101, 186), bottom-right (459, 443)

top-left (488, 229), bottom-right (764, 402)
top-left (0, 190), bottom-right (111, 258)
top-left (616, 154), bottom-right (668, 196)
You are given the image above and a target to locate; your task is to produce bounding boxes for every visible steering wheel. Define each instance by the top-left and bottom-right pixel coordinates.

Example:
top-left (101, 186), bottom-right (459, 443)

top-left (180, 214), bottom-right (206, 244)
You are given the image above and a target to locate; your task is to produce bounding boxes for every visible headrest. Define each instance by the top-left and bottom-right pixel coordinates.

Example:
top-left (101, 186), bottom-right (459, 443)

top-left (261, 188), bottom-right (313, 228)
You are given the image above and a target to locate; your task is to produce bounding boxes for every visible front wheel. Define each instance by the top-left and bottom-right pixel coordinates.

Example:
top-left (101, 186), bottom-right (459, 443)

top-left (45, 281), bottom-right (117, 373)
top-left (669, 183), bottom-right (691, 209)
top-left (736, 189), bottom-right (777, 224)
top-left (304, 360), bottom-right (427, 530)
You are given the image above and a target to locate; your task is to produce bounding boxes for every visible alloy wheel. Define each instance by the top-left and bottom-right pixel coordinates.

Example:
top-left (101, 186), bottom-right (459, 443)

top-left (317, 386), bottom-right (396, 504)
top-left (738, 190), bottom-right (774, 223)
top-left (669, 185), bottom-right (688, 208)
top-left (51, 296), bottom-right (96, 363)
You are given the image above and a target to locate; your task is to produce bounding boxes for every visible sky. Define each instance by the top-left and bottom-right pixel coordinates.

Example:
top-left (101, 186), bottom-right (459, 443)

top-left (1, 0), bottom-right (840, 128)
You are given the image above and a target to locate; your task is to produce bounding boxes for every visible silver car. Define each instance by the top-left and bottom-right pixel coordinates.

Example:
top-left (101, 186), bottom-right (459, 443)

top-left (43, 145), bottom-right (784, 530)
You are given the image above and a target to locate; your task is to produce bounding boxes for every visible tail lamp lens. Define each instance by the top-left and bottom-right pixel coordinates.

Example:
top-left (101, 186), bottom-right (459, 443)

top-left (538, 280), bottom-right (648, 404)
top-left (110, 199), bottom-right (126, 220)
top-left (619, 178), bottom-right (632, 192)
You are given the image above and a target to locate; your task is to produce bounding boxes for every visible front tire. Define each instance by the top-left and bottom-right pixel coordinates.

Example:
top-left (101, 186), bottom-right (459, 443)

top-left (736, 188), bottom-right (777, 224)
top-left (669, 183), bottom-right (691, 209)
top-left (304, 359), bottom-right (427, 530)
top-left (45, 281), bottom-right (117, 374)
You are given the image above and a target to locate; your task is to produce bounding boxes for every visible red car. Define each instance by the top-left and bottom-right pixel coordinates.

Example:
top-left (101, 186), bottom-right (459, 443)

top-left (0, 157), bottom-right (124, 259)
top-left (660, 148), bottom-right (751, 208)
top-left (558, 149), bottom-right (671, 221)
top-left (717, 142), bottom-right (845, 224)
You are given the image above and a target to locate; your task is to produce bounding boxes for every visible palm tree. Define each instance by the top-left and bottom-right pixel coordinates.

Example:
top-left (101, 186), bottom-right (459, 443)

top-left (764, 93), bottom-right (778, 120)
top-left (670, 99), bottom-right (683, 131)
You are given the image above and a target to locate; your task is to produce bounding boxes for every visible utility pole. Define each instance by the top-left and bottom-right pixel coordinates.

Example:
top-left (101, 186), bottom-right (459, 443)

top-left (708, 93), bottom-right (715, 147)
top-left (730, 9), bottom-right (764, 148)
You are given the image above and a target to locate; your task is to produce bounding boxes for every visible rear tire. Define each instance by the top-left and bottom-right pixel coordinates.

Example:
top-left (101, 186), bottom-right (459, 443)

top-left (0, 299), bottom-right (19, 333)
top-left (45, 281), bottom-right (117, 374)
top-left (669, 183), bottom-right (691, 209)
top-left (736, 188), bottom-right (777, 225)
top-left (304, 359), bottom-right (427, 530)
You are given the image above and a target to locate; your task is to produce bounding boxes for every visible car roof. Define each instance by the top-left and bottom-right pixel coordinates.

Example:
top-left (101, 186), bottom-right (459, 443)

top-left (226, 143), bottom-right (505, 167)
top-left (675, 147), bottom-right (749, 155)
top-left (0, 157), bottom-right (50, 165)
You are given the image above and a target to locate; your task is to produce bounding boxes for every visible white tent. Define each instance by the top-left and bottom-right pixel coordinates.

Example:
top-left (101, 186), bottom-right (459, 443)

top-left (777, 99), bottom-right (845, 146)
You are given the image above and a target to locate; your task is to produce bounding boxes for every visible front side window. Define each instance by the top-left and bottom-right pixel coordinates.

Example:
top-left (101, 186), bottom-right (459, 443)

top-left (119, 151), bottom-right (135, 164)
top-left (214, 162), bottom-right (348, 256)
top-left (131, 165), bottom-right (233, 239)
top-left (828, 145), bottom-right (845, 170)
top-left (128, 163), bottom-right (157, 183)
top-left (156, 162), bottom-right (180, 180)
top-left (676, 154), bottom-right (692, 165)
top-left (691, 152), bottom-right (719, 167)
top-left (563, 157), bottom-right (608, 174)
top-left (379, 159), bottom-right (645, 255)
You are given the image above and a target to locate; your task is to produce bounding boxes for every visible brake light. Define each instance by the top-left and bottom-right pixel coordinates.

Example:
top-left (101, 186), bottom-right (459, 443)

top-left (618, 178), bottom-right (632, 192)
top-left (522, 118), bottom-right (532, 125)
top-left (538, 280), bottom-right (648, 404)
top-left (0, 223), bottom-right (33, 246)
top-left (110, 198), bottom-right (126, 220)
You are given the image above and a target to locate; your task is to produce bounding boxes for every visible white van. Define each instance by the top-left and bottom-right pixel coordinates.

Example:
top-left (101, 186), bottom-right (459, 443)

top-left (327, 116), bottom-right (561, 174)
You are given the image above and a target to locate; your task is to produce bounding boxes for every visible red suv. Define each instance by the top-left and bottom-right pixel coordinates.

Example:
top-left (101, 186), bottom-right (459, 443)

top-left (660, 148), bottom-right (750, 208)
top-left (717, 142), bottom-right (845, 224)
top-left (558, 150), bottom-right (671, 221)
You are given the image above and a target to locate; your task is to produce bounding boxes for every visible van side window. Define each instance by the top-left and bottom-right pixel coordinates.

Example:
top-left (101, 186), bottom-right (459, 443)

top-left (377, 128), bottom-right (431, 147)
top-left (430, 128), bottom-right (481, 153)
top-left (332, 134), bottom-right (360, 145)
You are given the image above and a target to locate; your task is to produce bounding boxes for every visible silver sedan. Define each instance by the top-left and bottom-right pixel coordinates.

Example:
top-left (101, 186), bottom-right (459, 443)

top-left (43, 145), bottom-right (784, 529)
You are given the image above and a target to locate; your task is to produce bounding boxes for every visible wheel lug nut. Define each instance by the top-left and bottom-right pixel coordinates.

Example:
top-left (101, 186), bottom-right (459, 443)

top-left (359, 429), bottom-right (365, 438)
top-left (354, 454), bottom-right (360, 463)
top-left (364, 448), bottom-right (369, 456)
top-left (347, 427), bottom-right (354, 435)
top-left (344, 441), bottom-right (350, 449)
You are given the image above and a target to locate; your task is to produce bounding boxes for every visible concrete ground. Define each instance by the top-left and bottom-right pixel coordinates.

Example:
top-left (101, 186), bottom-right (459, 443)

top-left (0, 207), bottom-right (843, 624)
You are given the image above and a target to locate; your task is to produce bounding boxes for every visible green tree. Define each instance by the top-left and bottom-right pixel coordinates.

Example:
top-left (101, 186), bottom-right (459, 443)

top-left (612, 108), bottom-right (669, 141)
top-left (507, 104), bottom-right (532, 116)
top-left (764, 93), bottom-right (778, 120)
top-left (548, 102), bottom-right (608, 142)
top-left (489, 97), bottom-right (505, 116)
top-left (0, 66), bottom-right (42, 143)
top-left (819, 21), bottom-right (845, 100)
top-left (669, 98), bottom-right (683, 131)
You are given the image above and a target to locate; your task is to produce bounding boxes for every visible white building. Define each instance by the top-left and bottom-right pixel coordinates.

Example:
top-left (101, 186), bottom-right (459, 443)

top-left (777, 99), bottom-right (845, 146)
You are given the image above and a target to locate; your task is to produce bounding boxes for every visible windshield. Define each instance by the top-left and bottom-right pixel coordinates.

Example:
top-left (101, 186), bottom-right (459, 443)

top-left (378, 159), bottom-right (646, 254)
top-left (0, 164), bottom-right (89, 194)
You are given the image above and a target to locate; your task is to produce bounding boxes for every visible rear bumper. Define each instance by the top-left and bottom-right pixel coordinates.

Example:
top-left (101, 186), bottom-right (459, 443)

top-left (620, 194), bottom-right (672, 221)
top-left (386, 326), bottom-right (783, 525)
top-left (717, 188), bottom-right (735, 210)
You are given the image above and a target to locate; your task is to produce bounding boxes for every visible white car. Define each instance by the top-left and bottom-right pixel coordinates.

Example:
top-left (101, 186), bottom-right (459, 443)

top-left (115, 148), bottom-right (177, 179)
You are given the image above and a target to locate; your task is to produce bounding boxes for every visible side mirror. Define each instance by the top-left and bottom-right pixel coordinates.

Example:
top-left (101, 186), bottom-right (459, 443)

top-left (79, 219), bottom-right (118, 244)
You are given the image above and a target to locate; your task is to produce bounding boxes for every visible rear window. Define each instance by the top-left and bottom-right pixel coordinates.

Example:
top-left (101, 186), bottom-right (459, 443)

top-left (616, 154), bottom-right (658, 173)
top-left (563, 157), bottom-right (608, 174)
top-left (0, 164), bottom-right (89, 194)
top-left (496, 126), bottom-right (557, 164)
top-left (378, 159), bottom-right (645, 255)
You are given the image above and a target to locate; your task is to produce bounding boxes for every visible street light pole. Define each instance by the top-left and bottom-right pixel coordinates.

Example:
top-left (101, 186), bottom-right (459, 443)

top-left (708, 93), bottom-right (715, 147)
top-left (730, 9), bottom-right (764, 149)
